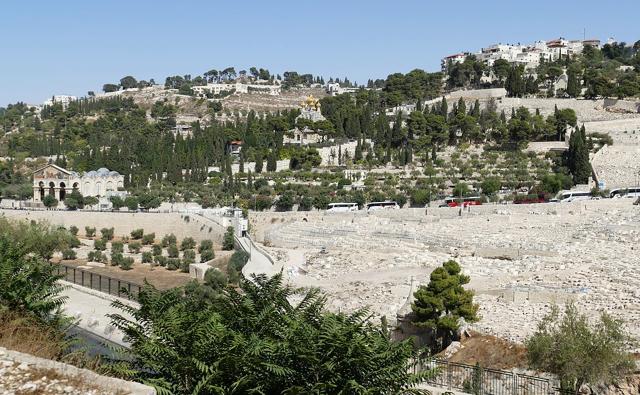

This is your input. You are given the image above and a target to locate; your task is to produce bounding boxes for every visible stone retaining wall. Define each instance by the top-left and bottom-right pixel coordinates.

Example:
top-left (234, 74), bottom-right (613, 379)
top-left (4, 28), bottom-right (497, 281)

top-left (0, 209), bottom-right (224, 244)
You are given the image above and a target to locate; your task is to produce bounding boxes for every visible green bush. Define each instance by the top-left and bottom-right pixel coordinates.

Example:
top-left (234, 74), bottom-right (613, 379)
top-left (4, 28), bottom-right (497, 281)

top-left (111, 252), bottom-right (124, 266)
top-left (69, 226), bottom-right (79, 236)
top-left (183, 249), bottom-right (196, 261)
top-left (67, 235), bottom-right (81, 249)
top-left (94, 239), bottom-right (107, 251)
top-left (162, 233), bottom-right (177, 247)
top-left (228, 250), bottom-right (249, 273)
top-left (180, 258), bottom-right (193, 273)
top-left (180, 237), bottom-right (196, 251)
top-left (100, 227), bottom-right (114, 240)
top-left (154, 255), bottom-right (167, 267)
top-left (130, 229), bottom-right (144, 239)
top-left (198, 240), bottom-right (213, 253)
top-left (166, 258), bottom-right (180, 271)
top-left (0, 219), bottom-right (67, 320)
top-left (88, 251), bottom-right (107, 263)
top-left (142, 233), bottom-right (155, 245)
top-left (85, 227), bottom-right (96, 237)
top-left (62, 249), bottom-right (77, 260)
top-left (120, 257), bottom-right (134, 270)
top-left (152, 244), bottom-right (163, 256)
top-left (141, 251), bottom-right (153, 263)
top-left (200, 249), bottom-right (215, 263)
top-left (167, 244), bottom-right (179, 258)
top-left (111, 241), bottom-right (124, 254)
top-left (128, 242), bottom-right (142, 254)
top-left (223, 227), bottom-right (235, 251)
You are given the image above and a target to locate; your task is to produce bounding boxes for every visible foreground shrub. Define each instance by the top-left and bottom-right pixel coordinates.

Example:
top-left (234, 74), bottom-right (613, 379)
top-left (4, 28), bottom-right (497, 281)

top-left (198, 239), bottom-right (213, 253)
top-left (108, 274), bottom-right (432, 394)
top-left (142, 233), bottom-right (155, 245)
top-left (200, 249), bottom-right (215, 263)
top-left (85, 226), bottom-right (96, 238)
top-left (222, 227), bottom-right (235, 250)
top-left (151, 244), bottom-right (163, 256)
top-left (111, 241), bottom-right (124, 254)
top-left (166, 258), bottom-right (180, 271)
top-left (128, 242), bottom-right (142, 254)
top-left (526, 302), bottom-right (634, 393)
top-left (111, 253), bottom-right (124, 267)
top-left (180, 237), bottom-right (196, 251)
top-left (161, 233), bottom-right (177, 247)
top-left (154, 255), bottom-right (167, 267)
top-left (88, 251), bottom-right (108, 263)
top-left (69, 226), bottom-right (79, 236)
top-left (141, 251), bottom-right (153, 263)
top-left (94, 239), bottom-right (107, 251)
top-left (167, 244), bottom-right (179, 258)
top-left (0, 219), bottom-right (67, 320)
top-left (120, 257), bottom-right (134, 271)
top-left (130, 229), bottom-right (144, 240)
top-left (100, 227), bottom-right (114, 240)
top-left (61, 249), bottom-right (76, 260)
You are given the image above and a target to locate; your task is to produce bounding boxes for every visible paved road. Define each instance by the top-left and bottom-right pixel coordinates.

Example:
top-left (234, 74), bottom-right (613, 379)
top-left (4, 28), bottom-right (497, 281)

top-left (61, 281), bottom-right (136, 346)
top-left (238, 237), bottom-right (277, 279)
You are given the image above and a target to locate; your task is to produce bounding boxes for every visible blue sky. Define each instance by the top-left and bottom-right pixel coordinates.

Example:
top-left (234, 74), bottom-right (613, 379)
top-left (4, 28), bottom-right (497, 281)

top-left (1, 0), bottom-right (638, 106)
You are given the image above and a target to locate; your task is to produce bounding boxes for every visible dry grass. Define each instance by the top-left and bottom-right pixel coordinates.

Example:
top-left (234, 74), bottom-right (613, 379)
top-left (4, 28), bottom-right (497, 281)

top-left (440, 331), bottom-right (528, 369)
top-left (0, 309), bottom-right (67, 360)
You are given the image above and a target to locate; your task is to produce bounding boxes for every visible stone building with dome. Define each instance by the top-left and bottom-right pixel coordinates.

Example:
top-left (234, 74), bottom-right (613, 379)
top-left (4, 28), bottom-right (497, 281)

top-left (32, 164), bottom-right (124, 203)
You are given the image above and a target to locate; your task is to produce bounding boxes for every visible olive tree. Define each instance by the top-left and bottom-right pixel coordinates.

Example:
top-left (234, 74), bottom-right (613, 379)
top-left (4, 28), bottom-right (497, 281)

top-left (526, 302), bottom-right (634, 394)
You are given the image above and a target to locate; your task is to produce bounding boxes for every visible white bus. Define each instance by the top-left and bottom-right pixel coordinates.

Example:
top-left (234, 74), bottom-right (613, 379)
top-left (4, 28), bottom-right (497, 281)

top-left (326, 202), bottom-right (359, 212)
top-left (366, 201), bottom-right (400, 212)
top-left (609, 187), bottom-right (640, 199)
top-left (552, 190), bottom-right (592, 203)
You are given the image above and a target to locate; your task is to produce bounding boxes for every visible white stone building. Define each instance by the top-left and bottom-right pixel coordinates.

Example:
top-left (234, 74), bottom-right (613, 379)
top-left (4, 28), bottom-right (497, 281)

top-left (191, 82), bottom-right (281, 98)
top-left (283, 127), bottom-right (322, 145)
top-left (43, 95), bottom-right (77, 108)
top-left (32, 164), bottom-right (124, 202)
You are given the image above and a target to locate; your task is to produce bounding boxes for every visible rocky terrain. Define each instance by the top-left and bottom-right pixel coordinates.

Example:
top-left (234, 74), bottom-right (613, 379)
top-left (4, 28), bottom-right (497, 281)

top-left (254, 198), bottom-right (640, 347)
top-left (0, 347), bottom-right (152, 395)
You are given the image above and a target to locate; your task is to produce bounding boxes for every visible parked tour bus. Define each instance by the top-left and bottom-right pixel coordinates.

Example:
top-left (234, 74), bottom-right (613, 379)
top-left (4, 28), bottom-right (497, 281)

top-left (441, 196), bottom-right (482, 207)
top-left (513, 193), bottom-right (549, 204)
top-left (326, 202), bottom-right (359, 213)
top-left (551, 190), bottom-right (592, 203)
top-left (365, 201), bottom-right (400, 212)
top-left (609, 187), bottom-right (640, 199)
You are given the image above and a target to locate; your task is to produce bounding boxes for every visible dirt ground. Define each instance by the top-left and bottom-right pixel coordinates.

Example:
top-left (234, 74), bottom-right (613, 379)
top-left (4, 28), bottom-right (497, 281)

top-left (442, 332), bottom-right (528, 369)
top-left (57, 259), bottom-right (193, 290)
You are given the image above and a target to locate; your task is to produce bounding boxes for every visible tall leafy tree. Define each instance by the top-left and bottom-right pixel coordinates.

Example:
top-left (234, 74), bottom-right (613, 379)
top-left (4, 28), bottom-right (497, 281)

top-left (108, 274), bottom-right (434, 394)
top-left (412, 260), bottom-right (479, 350)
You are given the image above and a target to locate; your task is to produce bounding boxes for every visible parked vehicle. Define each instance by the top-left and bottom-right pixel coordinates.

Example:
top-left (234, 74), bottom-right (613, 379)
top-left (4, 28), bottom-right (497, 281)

top-left (551, 190), bottom-right (593, 203)
top-left (609, 187), bottom-right (640, 199)
top-left (366, 201), bottom-right (400, 211)
top-left (326, 202), bottom-right (359, 213)
top-left (513, 193), bottom-right (549, 204)
top-left (440, 196), bottom-right (482, 208)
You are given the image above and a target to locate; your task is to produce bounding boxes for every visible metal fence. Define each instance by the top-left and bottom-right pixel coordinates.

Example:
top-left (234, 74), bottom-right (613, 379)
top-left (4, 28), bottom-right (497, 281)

top-left (415, 358), bottom-right (567, 395)
top-left (55, 263), bottom-right (142, 301)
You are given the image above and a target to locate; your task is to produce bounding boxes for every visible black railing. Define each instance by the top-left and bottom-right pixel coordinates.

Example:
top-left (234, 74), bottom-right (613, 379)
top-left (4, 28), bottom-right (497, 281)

top-left (415, 358), bottom-right (567, 395)
top-left (55, 263), bottom-right (141, 301)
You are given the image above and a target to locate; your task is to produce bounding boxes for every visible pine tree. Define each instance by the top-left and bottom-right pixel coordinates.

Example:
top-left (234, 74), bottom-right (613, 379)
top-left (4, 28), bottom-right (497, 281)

top-left (567, 125), bottom-right (592, 184)
top-left (567, 68), bottom-right (580, 98)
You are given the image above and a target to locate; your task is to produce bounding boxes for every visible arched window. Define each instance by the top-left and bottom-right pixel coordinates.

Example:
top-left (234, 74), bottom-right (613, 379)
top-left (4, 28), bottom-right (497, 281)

top-left (39, 181), bottom-right (45, 200)
top-left (72, 182), bottom-right (79, 191)
top-left (48, 182), bottom-right (55, 197)
top-left (106, 181), bottom-right (114, 191)
top-left (95, 182), bottom-right (102, 196)
top-left (59, 182), bottom-right (66, 201)
top-left (84, 182), bottom-right (91, 196)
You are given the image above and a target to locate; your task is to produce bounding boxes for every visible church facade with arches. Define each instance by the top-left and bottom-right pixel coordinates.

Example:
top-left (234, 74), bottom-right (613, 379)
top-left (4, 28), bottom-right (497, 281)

top-left (32, 164), bottom-right (124, 203)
